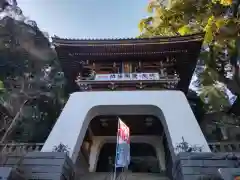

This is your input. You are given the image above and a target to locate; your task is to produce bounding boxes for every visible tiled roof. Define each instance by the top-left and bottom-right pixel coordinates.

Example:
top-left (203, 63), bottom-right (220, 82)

top-left (51, 33), bottom-right (205, 45)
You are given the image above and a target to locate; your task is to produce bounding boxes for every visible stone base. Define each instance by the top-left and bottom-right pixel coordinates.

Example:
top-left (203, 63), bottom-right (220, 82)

top-left (173, 152), bottom-right (240, 180)
top-left (3, 152), bottom-right (75, 180)
top-left (0, 167), bottom-right (25, 180)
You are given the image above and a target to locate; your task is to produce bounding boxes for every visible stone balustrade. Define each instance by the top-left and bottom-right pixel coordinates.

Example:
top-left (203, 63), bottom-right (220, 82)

top-left (0, 141), bottom-right (239, 158)
top-left (208, 141), bottom-right (240, 153)
top-left (173, 152), bottom-right (240, 180)
top-left (0, 143), bottom-right (44, 155)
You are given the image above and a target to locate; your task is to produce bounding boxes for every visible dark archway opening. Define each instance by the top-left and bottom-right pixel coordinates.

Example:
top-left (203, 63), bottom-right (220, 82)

top-left (81, 115), bottom-right (164, 162)
top-left (96, 142), bottom-right (160, 173)
top-left (90, 115), bottom-right (163, 136)
top-left (79, 114), bottom-right (173, 178)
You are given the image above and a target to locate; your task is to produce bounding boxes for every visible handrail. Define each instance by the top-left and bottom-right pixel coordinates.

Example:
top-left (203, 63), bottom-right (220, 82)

top-left (0, 143), bottom-right (44, 146)
top-left (2, 141), bottom-right (240, 158)
top-left (76, 79), bottom-right (180, 84)
top-left (208, 141), bottom-right (240, 153)
top-left (0, 143), bottom-right (44, 155)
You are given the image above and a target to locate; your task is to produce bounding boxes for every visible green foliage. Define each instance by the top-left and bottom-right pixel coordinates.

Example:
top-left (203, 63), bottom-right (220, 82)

top-left (139, 0), bottom-right (240, 113)
top-left (199, 85), bottom-right (230, 110)
top-left (0, 2), bottom-right (66, 142)
top-left (53, 143), bottom-right (70, 155)
top-left (10, 97), bottom-right (62, 142)
top-left (178, 25), bottom-right (191, 35)
top-left (213, 0), bottom-right (232, 6)
top-left (0, 80), bottom-right (4, 92)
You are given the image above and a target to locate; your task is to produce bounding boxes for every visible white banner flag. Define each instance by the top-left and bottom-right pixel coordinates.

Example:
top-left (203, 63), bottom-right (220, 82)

top-left (115, 119), bottom-right (130, 168)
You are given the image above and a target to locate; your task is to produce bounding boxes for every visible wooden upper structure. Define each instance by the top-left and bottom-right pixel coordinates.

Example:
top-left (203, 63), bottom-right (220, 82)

top-left (52, 33), bottom-right (204, 93)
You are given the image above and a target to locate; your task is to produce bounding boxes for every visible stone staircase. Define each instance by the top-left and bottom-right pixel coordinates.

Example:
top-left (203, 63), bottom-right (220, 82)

top-left (77, 172), bottom-right (170, 180)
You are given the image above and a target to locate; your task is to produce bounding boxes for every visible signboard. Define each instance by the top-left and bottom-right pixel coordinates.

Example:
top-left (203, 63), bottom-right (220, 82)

top-left (95, 73), bottom-right (160, 81)
top-left (115, 119), bottom-right (130, 168)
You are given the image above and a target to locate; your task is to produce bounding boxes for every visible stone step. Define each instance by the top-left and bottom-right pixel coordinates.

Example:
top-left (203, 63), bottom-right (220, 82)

top-left (77, 172), bottom-right (170, 180)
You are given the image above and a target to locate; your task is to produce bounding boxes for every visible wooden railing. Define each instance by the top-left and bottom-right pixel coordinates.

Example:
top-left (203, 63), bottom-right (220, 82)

top-left (0, 143), bottom-right (44, 155)
top-left (208, 141), bottom-right (240, 152)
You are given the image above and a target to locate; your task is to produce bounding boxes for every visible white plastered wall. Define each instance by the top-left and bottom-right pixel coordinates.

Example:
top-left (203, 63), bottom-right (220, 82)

top-left (41, 91), bottom-right (211, 163)
top-left (89, 136), bottom-right (165, 172)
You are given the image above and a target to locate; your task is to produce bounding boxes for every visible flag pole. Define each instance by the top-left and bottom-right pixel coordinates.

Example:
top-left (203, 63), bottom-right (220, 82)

top-left (113, 117), bottom-right (120, 180)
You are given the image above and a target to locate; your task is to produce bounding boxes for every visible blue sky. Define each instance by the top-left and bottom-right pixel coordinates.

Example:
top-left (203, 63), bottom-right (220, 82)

top-left (18, 0), bottom-right (149, 38)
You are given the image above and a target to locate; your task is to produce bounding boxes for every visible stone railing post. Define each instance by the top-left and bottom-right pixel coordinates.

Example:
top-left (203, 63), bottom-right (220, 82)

top-left (172, 152), bottom-right (240, 180)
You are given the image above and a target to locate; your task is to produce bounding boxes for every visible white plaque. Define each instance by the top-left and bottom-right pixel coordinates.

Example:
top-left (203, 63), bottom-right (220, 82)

top-left (94, 73), bottom-right (159, 81)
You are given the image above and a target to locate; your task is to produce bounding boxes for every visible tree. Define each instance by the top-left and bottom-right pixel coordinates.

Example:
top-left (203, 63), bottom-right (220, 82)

top-left (139, 0), bottom-right (240, 113)
top-left (0, 1), bottom-right (66, 143)
top-left (187, 90), bottom-right (206, 122)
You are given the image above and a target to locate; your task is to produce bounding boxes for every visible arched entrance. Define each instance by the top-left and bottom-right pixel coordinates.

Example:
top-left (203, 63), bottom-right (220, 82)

top-left (86, 115), bottom-right (166, 173)
top-left (42, 91), bottom-right (210, 165)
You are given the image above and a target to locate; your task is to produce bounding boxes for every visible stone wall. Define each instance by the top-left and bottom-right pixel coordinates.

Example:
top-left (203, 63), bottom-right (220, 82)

top-left (173, 152), bottom-right (240, 180)
top-left (1, 152), bottom-right (75, 180)
top-left (0, 167), bottom-right (25, 180)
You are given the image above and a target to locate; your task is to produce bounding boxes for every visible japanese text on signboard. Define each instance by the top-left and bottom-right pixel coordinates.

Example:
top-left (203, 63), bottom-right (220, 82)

top-left (95, 73), bottom-right (159, 81)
